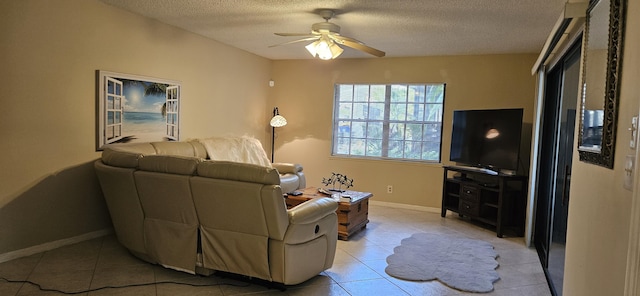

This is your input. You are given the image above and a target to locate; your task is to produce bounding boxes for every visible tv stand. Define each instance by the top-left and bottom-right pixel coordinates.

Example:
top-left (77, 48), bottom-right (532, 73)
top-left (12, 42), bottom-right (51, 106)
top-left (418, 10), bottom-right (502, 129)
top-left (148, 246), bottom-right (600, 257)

top-left (450, 165), bottom-right (498, 175)
top-left (441, 165), bottom-right (528, 237)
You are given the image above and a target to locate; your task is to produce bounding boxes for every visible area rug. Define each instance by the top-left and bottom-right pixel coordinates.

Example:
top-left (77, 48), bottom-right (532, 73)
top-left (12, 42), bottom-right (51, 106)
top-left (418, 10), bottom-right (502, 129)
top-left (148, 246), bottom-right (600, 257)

top-left (385, 232), bottom-right (500, 293)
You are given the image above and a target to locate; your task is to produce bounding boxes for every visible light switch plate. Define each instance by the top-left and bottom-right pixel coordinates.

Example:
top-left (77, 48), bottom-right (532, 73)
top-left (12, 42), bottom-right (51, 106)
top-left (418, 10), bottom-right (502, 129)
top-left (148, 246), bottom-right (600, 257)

top-left (624, 154), bottom-right (635, 191)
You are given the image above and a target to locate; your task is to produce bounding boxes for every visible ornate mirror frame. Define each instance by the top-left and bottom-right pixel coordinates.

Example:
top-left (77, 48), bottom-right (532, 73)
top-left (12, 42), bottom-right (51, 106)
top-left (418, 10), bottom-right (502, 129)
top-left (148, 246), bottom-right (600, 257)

top-left (577, 0), bottom-right (627, 168)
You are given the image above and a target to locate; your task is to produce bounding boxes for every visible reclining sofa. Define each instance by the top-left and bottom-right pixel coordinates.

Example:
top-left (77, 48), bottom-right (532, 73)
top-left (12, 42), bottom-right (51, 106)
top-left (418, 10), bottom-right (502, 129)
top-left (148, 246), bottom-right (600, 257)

top-left (94, 137), bottom-right (338, 285)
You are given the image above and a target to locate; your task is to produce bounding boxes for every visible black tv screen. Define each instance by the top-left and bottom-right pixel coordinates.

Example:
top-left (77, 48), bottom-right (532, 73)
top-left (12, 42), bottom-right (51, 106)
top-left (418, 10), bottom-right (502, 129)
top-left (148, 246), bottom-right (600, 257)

top-left (450, 108), bottom-right (523, 172)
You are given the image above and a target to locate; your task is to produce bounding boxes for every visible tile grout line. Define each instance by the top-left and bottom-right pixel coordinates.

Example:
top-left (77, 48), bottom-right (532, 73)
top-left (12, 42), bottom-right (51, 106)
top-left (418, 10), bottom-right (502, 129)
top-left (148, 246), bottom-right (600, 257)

top-left (87, 235), bottom-right (106, 295)
top-left (16, 251), bottom-right (44, 295)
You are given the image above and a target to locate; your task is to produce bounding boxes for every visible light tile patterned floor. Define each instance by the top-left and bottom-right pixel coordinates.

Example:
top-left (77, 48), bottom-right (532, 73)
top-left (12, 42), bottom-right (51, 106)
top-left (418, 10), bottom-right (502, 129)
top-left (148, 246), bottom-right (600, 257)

top-left (0, 204), bottom-right (551, 295)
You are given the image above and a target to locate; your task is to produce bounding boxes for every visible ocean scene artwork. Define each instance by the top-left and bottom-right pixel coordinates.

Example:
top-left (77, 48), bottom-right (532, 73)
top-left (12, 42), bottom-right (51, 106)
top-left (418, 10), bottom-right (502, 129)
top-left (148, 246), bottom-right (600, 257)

top-left (119, 79), bottom-right (169, 143)
top-left (97, 70), bottom-right (180, 149)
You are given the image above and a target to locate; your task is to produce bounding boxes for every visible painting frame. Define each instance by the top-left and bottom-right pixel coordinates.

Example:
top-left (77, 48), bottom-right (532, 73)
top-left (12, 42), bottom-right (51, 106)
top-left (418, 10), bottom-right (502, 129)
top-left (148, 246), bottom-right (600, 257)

top-left (96, 70), bottom-right (181, 150)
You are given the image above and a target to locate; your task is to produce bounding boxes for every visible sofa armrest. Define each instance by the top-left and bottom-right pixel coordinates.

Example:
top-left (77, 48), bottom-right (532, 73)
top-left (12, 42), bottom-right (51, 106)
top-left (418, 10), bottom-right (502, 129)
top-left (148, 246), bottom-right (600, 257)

top-left (288, 198), bottom-right (338, 225)
top-left (272, 163), bottom-right (303, 174)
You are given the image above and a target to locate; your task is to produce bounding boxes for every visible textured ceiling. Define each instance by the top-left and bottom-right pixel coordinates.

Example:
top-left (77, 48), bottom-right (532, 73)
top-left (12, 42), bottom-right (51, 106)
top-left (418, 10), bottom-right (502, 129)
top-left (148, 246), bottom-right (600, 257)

top-left (99, 0), bottom-right (568, 60)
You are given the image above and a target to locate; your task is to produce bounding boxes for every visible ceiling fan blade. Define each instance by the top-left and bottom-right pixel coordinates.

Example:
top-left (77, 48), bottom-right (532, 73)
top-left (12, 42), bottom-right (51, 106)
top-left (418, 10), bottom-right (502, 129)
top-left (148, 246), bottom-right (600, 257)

top-left (274, 33), bottom-right (315, 37)
top-left (338, 38), bottom-right (386, 57)
top-left (330, 34), bottom-right (364, 44)
top-left (269, 36), bottom-right (319, 48)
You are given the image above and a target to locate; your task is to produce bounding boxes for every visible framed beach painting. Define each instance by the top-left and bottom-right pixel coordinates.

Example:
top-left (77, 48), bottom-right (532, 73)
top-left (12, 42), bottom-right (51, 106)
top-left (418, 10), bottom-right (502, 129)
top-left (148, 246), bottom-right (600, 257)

top-left (96, 70), bottom-right (181, 150)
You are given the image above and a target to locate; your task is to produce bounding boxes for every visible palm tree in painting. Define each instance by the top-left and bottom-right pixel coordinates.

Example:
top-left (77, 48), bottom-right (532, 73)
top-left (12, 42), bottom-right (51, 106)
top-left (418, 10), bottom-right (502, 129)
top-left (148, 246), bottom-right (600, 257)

top-left (143, 83), bottom-right (168, 118)
top-left (144, 83), bottom-right (166, 96)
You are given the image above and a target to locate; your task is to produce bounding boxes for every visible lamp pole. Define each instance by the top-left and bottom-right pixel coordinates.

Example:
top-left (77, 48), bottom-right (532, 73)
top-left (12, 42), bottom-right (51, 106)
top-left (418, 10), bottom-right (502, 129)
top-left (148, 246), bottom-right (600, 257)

top-left (271, 107), bottom-right (277, 163)
top-left (271, 125), bottom-right (276, 163)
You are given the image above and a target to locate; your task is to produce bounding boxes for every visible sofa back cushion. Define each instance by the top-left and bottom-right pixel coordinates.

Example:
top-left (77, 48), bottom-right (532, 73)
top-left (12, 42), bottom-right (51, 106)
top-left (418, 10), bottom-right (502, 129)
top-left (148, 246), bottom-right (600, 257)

top-left (190, 178), bottom-right (287, 280)
top-left (150, 141), bottom-right (206, 158)
top-left (101, 143), bottom-right (156, 168)
top-left (94, 161), bottom-right (147, 256)
top-left (138, 155), bottom-right (201, 175)
top-left (134, 168), bottom-right (199, 272)
top-left (193, 161), bottom-right (288, 240)
top-left (197, 161), bottom-right (280, 185)
top-left (101, 142), bottom-right (207, 169)
top-left (190, 141), bottom-right (208, 159)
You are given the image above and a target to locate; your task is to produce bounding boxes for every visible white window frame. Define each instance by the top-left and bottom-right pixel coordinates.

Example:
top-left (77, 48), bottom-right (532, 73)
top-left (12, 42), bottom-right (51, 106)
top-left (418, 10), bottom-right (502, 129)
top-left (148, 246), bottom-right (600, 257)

top-left (165, 85), bottom-right (179, 140)
top-left (331, 83), bottom-right (445, 162)
top-left (104, 77), bottom-right (124, 144)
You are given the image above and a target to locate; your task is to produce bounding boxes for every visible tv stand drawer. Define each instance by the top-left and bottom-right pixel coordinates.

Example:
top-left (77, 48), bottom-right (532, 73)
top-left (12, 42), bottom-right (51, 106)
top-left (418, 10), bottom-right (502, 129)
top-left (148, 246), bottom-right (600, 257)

top-left (459, 200), bottom-right (479, 216)
top-left (460, 185), bottom-right (479, 201)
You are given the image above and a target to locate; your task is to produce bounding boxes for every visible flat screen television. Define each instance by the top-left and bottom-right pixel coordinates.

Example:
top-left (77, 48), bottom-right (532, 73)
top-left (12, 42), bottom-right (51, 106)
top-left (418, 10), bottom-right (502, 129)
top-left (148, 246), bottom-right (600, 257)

top-left (450, 108), bottom-right (523, 173)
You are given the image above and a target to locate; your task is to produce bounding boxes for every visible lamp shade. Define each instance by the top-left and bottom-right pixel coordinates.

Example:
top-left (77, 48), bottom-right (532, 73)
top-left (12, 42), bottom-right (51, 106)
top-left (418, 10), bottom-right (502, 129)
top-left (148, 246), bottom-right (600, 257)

top-left (270, 115), bottom-right (287, 127)
top-left (305, 40), bottom-right (321, 57)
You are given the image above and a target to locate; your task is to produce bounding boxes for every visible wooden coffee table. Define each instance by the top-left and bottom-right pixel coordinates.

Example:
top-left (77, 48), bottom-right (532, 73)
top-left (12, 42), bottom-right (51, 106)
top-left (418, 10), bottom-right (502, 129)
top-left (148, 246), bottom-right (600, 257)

top-left (285, 187), bottom-right (373, 240)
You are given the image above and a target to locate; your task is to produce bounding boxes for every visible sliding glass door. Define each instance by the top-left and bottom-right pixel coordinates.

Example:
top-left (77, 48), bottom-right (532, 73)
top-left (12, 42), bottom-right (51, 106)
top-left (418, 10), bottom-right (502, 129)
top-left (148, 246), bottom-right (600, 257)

top-left (534, 39), bottom-right (581, 296)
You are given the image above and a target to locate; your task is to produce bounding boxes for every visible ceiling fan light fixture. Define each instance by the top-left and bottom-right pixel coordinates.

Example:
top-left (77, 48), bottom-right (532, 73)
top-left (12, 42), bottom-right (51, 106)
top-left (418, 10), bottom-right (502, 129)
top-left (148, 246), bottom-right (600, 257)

top-left (328, 41), bottom-right (344, 59)
top-left (270, 9), bottom-right (385, 60)
top-left (305, 36), bottom-right (343, 60)
top-left (316, 40), bottom-right (333, 60)
top-left (275, 9), bottom-right (384, 59)
top-left (305, 40), bottom-right (320, 57)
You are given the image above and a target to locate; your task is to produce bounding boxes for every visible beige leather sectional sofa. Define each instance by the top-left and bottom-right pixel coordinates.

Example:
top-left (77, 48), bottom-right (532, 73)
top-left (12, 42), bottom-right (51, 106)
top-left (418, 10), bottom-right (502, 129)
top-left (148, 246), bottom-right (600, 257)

top-left (94, 139), bottom-right (338, 285)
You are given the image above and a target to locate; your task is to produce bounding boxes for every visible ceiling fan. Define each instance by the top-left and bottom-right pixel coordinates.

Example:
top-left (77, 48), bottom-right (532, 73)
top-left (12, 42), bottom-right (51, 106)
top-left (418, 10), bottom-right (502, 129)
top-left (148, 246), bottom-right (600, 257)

top-left (270, 9), bottom-right (386, 60)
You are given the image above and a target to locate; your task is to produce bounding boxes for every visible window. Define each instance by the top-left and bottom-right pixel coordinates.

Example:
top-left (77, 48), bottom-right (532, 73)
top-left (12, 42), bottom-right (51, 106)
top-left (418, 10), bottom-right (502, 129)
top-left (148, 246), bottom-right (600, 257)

top-left (332, 84), bottom-right (445, 162)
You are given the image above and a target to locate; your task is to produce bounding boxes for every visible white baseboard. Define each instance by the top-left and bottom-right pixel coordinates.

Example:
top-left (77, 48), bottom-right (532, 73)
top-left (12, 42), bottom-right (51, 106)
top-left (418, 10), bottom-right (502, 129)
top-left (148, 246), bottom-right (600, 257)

top-left (370, 200), bottom-right (441, 213)
top-left (0, 228), bottom-right (113, 263)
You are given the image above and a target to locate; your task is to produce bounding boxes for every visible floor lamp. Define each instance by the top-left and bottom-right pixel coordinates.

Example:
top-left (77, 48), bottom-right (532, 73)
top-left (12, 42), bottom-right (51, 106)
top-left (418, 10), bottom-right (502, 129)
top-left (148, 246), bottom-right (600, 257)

top-left (270, 107), bottom-right (287, 163)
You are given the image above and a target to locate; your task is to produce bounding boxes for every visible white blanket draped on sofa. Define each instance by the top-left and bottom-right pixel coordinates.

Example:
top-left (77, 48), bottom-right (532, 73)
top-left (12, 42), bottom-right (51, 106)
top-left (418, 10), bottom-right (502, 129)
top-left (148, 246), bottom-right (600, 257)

top-left (197, 136), bottom-right (272, 168)
top-left (196, 136), bottom-right (305, 194)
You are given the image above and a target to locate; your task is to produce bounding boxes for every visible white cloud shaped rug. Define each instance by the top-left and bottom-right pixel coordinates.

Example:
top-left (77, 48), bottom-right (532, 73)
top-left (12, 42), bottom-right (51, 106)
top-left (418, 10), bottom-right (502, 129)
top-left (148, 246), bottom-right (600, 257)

top-left (385, 232), bottom-right (500, 293)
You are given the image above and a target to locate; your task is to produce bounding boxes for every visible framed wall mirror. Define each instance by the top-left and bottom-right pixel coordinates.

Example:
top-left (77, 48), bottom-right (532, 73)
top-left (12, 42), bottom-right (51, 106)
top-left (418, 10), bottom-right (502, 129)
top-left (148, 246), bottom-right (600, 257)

top-left (577, 0), bottom-right (627, 168)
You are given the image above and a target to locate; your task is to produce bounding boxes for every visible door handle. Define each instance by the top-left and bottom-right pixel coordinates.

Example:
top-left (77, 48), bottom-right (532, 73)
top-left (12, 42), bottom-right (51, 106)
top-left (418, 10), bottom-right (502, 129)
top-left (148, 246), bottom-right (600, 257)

top-left (561, 165), bottom-right (571, 206)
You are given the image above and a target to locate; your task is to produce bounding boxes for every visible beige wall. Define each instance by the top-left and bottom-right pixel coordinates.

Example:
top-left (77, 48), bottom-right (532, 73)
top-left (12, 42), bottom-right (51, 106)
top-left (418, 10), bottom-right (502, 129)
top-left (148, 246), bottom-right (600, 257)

top-left (563, 0), bottom-right (639, 294)
top-left (270, 55), bottom-right (537, 208)
top-left (0, 0), bottom-right (271, 254)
